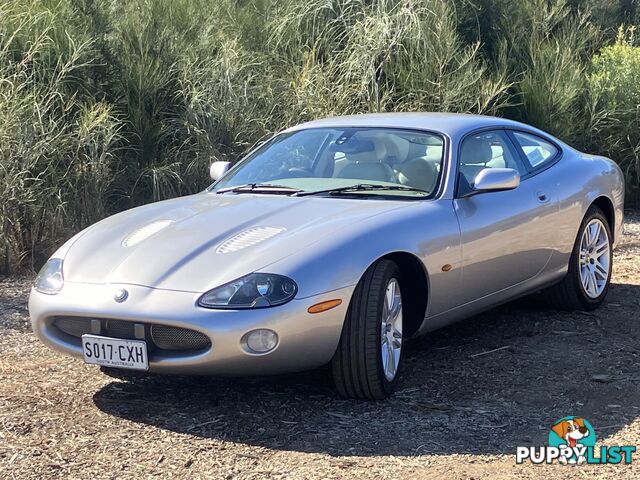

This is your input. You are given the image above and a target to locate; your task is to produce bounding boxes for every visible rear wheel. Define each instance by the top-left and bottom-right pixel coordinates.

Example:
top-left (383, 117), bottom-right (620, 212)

top-left (331, 260), bottom-right (404, 400)
top-left (546, 206), bottom-right (612, 310)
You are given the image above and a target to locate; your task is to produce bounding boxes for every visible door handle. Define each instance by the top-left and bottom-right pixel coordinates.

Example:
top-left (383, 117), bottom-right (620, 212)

top-left (536, 191), bottom-right (549, 203)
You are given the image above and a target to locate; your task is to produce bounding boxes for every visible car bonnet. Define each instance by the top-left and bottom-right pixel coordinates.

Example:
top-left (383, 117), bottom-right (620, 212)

top-left (61, 192), bottom-right (409, 292)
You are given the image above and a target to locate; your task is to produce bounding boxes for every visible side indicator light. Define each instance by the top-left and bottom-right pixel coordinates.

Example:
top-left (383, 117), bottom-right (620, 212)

top-left (441, 264), bottom-right (453, 272)
top-left (308, 299), bottom-right (343, 314)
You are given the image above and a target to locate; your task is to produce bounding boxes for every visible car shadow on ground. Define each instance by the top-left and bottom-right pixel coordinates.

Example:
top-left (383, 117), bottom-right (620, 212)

top-left (93, 282), bottom-right (640, 457)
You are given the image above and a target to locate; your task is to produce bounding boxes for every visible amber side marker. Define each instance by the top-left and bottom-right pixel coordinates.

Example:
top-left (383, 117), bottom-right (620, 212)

top-left (441, 264), bottom-right (453, 272)
top-left (308, 299), bottom-right (342, 314)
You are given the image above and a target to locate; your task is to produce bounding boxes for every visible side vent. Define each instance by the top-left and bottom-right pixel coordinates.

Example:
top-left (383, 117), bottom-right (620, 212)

top-left (122, 220), bottom-right (173, 247)
top-left (216, 227), bottom-right (285, 254)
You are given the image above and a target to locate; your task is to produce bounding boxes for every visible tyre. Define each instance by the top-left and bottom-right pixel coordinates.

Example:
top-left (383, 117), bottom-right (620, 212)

top-left (331, 259), bottom-right (404, 400)
top-left (546, 206), bottom-right (613, 311)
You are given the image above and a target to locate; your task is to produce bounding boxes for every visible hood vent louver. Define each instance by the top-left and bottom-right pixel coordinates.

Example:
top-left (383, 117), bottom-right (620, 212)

top-left (216, 226), bottom-right (285, 254)
top-left (122, 220), bottom-right (173, 248)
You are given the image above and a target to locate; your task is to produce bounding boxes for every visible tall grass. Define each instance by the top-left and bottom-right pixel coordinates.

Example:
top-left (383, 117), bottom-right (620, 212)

top-left (496, 0), bottom-right (600, 144)
top-left (0, 0), bottom-right (120, 272)
top-left (270, 0), bottom-right (510, 117)
top-left (587, 27), bottom-right (640, 201)
top-left (0, 0), bottom-right (637, 273)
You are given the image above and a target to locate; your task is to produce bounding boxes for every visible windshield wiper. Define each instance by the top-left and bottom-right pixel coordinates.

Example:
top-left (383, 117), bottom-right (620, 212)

top-left (292, 183), bottom-right (429, 197)
top-left (216, 183), bottom-right (302, 195)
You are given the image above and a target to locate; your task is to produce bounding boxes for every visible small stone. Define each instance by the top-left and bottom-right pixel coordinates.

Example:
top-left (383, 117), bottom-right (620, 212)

top-left (591, 374), bottom-right (612, 383)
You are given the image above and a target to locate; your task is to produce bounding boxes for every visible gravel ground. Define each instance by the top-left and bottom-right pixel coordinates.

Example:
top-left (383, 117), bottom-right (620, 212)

top-left (1, 215), bottom-right (640, 479)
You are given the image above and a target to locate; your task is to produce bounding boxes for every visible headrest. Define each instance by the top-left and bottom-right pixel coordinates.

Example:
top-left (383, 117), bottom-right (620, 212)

top-left (397, 158), bottom-right (438, 190)
top-left (461, 136), bottom-right (493, 165)
top-left (345, 137), bottom-right (388, 163)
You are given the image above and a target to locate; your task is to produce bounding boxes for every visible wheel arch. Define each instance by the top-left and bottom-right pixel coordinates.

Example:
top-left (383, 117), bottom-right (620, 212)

top-left (591, 196), bottom-right (615, 243)
top-left (376, 251), bottom-right (429, 338)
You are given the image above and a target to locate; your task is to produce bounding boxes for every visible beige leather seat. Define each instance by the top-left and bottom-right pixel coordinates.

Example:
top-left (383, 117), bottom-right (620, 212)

top-left (396, 158), bottom-right (439, 192)
top-left (459, 136), bottom-right (494, 186)
top-left (334, 138), bottom-right (396, 182)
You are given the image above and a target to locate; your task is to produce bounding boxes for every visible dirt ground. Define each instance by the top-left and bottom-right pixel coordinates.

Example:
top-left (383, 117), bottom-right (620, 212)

top-left (1, 216), bottom-right (639, 479)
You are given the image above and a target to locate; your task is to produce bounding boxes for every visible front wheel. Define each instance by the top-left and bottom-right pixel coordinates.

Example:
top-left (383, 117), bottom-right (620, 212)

top-left (331, 260), bottom-right (404, 400)
top-left (546, 206), bottom-right (613, 310)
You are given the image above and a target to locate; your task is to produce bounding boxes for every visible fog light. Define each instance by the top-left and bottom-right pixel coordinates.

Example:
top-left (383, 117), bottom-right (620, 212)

top-left (243, 329), bottom-right (278, 353)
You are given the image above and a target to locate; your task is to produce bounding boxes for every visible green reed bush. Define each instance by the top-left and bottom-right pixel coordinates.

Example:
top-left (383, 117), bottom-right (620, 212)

top-left (1, 0), bottom-right (639, 273)
top-left (588, 27), bottom-right (640, 202)
top-left (270, 0), bottom-right (510, 117)
top-left (497, 0), bottom-right (601, 144)
top-left (0, 0), bottom-right (120, 272)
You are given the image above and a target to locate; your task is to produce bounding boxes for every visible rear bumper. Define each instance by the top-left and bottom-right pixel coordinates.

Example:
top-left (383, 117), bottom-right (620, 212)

top-left (29, 282), bottom-right (352, 375)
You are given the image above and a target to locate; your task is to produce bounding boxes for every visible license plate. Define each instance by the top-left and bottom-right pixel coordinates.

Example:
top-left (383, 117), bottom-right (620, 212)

top-left (81, 334), bottom-right (149, 371)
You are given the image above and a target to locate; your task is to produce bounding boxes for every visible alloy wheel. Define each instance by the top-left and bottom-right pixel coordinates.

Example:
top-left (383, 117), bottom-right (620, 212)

top-left (578, 218), bottom-right (610, 299)
top-left (380, 278), bottom-right (403, 381)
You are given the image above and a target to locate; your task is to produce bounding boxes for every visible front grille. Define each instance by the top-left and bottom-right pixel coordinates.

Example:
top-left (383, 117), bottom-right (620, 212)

top-left (151, 324), bottom-right (211, 350)
top-left (105, 319), bottom-right (137, 340)
top-left (52, 316), bottom-right (211, 353)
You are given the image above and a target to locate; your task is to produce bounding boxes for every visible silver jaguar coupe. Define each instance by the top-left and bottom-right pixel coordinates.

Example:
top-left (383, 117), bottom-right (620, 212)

top-left (29, 113), bottom-right (624, 399)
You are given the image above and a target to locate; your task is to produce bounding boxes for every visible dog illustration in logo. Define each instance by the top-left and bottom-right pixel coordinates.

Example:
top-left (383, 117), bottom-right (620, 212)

top-left (551, 417), bottom-right (590, 464)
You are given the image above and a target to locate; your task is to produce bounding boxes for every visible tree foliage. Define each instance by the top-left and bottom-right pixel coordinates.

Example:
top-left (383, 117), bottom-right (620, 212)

top-left (0, 0), bottom-right (638, 272)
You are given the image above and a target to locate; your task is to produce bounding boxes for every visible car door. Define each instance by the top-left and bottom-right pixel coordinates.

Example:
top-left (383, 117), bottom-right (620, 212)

top-left (453, 129), bottom-right (559, 305)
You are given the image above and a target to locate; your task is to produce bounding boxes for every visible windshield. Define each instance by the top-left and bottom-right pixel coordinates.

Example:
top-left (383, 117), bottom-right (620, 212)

top-left (211, 127), bottom-right (445, 198)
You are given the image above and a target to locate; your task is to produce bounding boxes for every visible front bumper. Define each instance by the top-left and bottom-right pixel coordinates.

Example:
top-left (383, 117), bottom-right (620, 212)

top-left (29, 282), bottom-right (353, 375)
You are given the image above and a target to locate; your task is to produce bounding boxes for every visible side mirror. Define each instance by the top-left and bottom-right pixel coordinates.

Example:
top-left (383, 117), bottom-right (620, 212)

top-left (471, 168), bottom-right (520, 194)
top-left (210, 161), bottom-right (231, 181)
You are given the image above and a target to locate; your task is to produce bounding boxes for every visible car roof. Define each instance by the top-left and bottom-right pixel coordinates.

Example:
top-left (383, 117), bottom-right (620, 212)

top-left (284, 112), bottom-right (538, 139)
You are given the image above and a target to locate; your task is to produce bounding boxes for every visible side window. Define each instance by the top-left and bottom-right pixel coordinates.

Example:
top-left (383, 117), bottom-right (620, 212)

top-left (512, 131), bottom-right (559, 168)
top-left (457, 130), bottom-right (526, 194)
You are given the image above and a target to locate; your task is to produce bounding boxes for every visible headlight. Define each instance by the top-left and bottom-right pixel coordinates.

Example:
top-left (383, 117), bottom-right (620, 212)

top-left (34, 258), bottom-right (64, 295)
top-left (198, 273), bottom-right (297, 309)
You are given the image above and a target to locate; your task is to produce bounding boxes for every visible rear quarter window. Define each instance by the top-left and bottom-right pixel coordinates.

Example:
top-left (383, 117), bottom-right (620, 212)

top-left (512, 131), bottom-right (559, 168)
